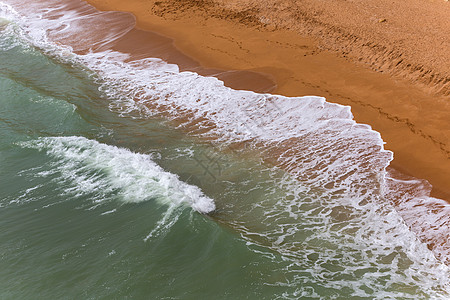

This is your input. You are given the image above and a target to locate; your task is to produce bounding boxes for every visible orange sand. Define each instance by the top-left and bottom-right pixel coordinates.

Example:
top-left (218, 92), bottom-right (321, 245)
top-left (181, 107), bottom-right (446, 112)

top-left (85, 0), bottom-right (450, 200)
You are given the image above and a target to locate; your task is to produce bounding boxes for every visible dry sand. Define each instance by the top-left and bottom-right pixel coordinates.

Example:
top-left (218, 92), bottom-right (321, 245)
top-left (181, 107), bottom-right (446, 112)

top-left (84, 0), bottom-right (450, 200)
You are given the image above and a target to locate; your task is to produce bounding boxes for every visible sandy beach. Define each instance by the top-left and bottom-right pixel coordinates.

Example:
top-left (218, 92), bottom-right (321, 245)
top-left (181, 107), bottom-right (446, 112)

top-left (84, 0), bottom-right (450, 201)
top-left (2, 0), bottom-right (450, 294)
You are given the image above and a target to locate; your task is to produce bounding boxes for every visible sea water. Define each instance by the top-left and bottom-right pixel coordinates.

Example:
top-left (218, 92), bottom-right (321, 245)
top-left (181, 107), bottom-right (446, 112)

top-left (0, 1), bottom-right (449, 299)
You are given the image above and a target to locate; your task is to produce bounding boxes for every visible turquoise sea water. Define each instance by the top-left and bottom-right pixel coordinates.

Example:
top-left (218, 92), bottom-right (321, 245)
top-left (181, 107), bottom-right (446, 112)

top-left (0, 2), bottom-right (449, 299)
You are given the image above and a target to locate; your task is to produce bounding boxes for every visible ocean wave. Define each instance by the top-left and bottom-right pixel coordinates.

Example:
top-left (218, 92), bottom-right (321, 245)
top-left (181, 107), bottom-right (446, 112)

top-left (1, 0), bottom-right (450, 297)
top-left (19, 136), bottom-right (215, 213)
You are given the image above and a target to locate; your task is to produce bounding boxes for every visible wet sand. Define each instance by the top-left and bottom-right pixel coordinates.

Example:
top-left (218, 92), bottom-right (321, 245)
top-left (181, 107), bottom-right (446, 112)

top-left (13, 0), bottom-right (448, 200)
top-left (84, 0), bottom-right (450, 201)
top-left (2, 0), bottom-right (449, 263)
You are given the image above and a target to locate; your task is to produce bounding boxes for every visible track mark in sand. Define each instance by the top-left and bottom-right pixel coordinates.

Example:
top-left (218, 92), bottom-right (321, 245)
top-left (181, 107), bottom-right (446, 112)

top-left (264, 39), bottom-right (322, 56)
top-left (265, 39), bottom-right (310, 50)
top-left (342, 96), bottom-right (450, 159)
top-left (205, 46), bottom-right (251, 64)
top-left (210, 33), bottom-right (250, 54)
top-left (290, 78), bottom-right (450, 158)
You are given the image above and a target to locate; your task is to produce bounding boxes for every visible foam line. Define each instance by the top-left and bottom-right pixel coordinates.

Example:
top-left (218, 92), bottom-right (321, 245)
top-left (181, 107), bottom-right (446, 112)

top-left (2, 1), bottom-right (450, 296)
top-left (19, 136), bottom-right (215, 213)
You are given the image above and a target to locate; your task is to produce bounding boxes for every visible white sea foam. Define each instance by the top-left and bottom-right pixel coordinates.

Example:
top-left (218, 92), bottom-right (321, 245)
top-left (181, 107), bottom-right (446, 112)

top-left (221, 170), bottom-right (450, 298)
top-left (2, 0), bottom-right (450, 297)
top-left (385, 171), bottom-right (450, 265)
top-left (20, 136), bottom-right (215, 213)
top-left (75, 30), bottom-right (450, 297)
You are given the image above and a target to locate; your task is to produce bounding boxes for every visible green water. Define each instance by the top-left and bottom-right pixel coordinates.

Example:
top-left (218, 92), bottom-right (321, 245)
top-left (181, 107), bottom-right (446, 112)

top-left (0, 26), bottom-right (299, 299)
top-left (0, 20), bottom-right (449, 299)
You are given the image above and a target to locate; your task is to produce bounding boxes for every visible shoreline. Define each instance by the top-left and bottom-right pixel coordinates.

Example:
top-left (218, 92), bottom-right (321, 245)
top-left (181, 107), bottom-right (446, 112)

top-left (85, 0), bottom-right (450, 200)
top-left (2, 0), bottom-right (450, 266)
